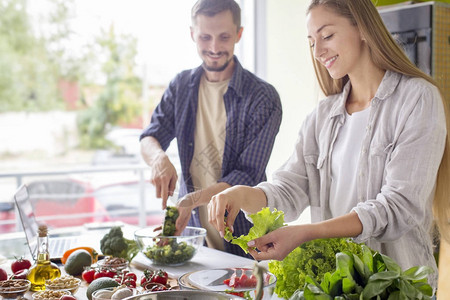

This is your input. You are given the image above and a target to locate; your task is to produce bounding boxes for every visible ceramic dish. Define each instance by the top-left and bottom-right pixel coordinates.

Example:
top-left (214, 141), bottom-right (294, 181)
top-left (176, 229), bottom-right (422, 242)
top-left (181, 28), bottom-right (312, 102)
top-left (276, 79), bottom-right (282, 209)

top-left (178, 267), bottom-right (276, 294)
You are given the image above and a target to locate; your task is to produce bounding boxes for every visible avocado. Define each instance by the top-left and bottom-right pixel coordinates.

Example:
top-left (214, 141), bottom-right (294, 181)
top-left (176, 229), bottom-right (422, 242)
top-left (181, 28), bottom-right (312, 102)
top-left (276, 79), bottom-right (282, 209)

top-left (64, 249), bottom-right (92, 275)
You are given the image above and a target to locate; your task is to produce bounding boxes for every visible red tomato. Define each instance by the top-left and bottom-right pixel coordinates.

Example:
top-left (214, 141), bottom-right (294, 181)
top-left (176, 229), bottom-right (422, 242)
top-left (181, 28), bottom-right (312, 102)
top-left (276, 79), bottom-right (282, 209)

top-left (124, 272), bottom-right (137, 282)
top-left (11, 258), bottom-right (31, 274)
top-left (82, 269), bottom-right (96, 283)
top-left (94, 269), bottom-right (109, 280)
top-left (247, 274), bottom-right (257, 287)
top-left (140, 269), bottom-right (153, 286)
top-left (123, 278), bottom-right (137, 288)
top-left (228, 273), bottom-right (238, 287)
top-left (237, 273), bottom-right (248, 287)
top-left (228, 291), bottom-right (245, 297)
top-left (150, 270), bottom-right (168, 285)
top-left (10, 269), bottom-right (29, 280)
top-left (0, 268), bottom-right (7, 281)
top-left (104, 270), bottom-right (117, 278)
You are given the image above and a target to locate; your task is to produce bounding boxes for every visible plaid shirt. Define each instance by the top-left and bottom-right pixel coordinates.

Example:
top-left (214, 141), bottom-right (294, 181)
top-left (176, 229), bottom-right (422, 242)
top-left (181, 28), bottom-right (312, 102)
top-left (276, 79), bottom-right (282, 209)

top-left (141, 56), bottom-right (282, 257)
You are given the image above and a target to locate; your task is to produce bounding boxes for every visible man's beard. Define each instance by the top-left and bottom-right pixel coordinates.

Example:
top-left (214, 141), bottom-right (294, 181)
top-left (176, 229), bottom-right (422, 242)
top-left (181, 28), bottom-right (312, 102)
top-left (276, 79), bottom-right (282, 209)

top-left (202, 52), bottom-right (232, 72)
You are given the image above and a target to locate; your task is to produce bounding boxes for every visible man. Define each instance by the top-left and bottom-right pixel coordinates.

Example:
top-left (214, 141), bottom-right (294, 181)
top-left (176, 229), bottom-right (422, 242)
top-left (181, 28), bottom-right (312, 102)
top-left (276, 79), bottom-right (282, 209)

top-left (140, 0), bottom-right (282, 257)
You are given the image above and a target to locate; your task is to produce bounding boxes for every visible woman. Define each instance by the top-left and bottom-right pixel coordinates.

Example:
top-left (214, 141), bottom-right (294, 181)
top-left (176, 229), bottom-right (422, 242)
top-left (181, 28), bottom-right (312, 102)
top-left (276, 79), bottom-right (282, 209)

top-left (207, 0), bottom-right (450, 291)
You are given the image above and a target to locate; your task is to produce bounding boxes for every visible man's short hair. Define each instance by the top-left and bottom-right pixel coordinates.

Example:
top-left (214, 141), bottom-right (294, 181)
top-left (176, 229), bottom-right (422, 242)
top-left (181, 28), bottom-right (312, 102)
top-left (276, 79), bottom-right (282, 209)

top-left (191, 0), bottom-right (241, 31)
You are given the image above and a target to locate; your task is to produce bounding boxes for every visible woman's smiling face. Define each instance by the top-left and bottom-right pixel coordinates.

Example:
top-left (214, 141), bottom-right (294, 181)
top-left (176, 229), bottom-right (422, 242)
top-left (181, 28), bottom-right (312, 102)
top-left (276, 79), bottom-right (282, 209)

top-left (306, 5), bottom-right (366, 80)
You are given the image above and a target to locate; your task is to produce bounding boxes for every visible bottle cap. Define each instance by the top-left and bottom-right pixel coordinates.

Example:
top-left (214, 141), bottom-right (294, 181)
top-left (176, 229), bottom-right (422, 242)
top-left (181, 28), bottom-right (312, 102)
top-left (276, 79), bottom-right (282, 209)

top-left (38, 224), bottom-right (48, 237)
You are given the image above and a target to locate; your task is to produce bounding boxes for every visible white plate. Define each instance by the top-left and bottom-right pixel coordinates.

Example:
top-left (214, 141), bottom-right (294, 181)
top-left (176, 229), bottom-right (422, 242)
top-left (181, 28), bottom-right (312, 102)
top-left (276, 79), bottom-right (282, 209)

top-left (178, 268), bottom-right (276, 292)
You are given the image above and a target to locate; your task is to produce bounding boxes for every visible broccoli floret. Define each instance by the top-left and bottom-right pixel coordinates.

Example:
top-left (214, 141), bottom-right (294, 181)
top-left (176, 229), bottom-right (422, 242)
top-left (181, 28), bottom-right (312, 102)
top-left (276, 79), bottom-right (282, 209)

top-left (162, 206), bottom-right (179, 236)
top-left (100, 226), bottom-right (139, 262)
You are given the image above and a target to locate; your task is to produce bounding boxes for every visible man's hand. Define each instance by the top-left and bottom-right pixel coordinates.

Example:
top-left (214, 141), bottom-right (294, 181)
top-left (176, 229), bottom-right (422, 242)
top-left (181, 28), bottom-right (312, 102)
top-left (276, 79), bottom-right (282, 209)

top-left (174, 192), bottom-right (203, 235)
top-left (150, 152), bottom-right (178, 209)
top-left (141, 136), bottom-right (178, 209)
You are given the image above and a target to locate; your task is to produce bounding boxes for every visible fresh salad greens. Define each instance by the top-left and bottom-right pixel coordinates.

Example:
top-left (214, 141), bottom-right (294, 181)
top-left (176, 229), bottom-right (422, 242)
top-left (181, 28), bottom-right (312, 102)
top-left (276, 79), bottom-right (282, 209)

top-left (144, 206), bottom-right (195, 265)
top-left (289, 248), bottom-right (434, 299)
top-left (224, 207), bottom-right (286, 253)
top-left (268, 238), bottom-right (366, 299)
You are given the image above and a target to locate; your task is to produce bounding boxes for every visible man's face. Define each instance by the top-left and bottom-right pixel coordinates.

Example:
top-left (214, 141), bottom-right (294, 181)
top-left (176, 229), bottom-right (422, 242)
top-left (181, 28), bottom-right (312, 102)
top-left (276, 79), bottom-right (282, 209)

top-left (191, 10), bottom-right (243, 76)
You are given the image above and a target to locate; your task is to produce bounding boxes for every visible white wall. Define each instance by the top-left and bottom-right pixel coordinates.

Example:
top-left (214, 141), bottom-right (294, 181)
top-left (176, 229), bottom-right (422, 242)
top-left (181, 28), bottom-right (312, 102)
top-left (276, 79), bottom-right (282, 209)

top-left (264, 1), bottom-right (320, 224)
top-left (265, 1), bottom-right (320, 175)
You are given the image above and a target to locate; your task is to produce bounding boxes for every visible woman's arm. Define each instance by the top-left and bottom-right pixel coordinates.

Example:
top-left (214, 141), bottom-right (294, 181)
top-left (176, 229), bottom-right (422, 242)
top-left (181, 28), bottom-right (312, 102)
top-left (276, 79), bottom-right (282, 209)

top-left (248, 211), bottom-right (363, 261)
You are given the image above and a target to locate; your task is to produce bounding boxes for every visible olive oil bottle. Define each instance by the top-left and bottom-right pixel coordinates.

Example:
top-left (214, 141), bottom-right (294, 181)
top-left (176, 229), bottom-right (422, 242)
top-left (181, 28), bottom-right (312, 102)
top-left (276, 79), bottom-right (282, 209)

top-left (27, 224), bottom-right (61, 291)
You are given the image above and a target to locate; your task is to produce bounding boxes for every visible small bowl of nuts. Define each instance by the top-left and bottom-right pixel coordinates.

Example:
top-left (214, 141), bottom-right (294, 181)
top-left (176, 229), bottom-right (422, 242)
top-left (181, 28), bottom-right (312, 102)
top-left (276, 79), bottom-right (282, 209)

top-left (96, 256), bottom-right (128, 271)
top-left (45, 275), bottom-right (81, 294)
top-left (0, 279), bottom-right (31, 299)
top-left (32, 290), bottom-right (71, 300)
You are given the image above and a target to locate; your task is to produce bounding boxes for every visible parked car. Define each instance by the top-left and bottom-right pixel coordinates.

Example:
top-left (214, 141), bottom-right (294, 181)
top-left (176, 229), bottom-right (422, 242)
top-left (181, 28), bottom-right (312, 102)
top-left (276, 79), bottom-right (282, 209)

top-left (0, 177), bottom-right (165, 234)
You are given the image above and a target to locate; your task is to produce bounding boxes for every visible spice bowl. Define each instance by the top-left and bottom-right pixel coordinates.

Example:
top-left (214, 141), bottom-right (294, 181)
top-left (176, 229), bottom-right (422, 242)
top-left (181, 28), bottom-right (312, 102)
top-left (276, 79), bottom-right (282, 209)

top-left (0, 279), bottom-right (31, 299)
top-left (135, 226), bottom-right (206, 266)
top-left (96, 256), bottom-right (129, 271)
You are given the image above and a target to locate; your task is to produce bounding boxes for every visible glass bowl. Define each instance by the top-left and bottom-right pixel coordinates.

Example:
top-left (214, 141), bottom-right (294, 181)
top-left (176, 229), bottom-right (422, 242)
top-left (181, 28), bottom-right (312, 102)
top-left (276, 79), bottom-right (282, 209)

top-left (135, 226), bottom-right (206, 266)
top-left (96, 256), bottom-right (129, 271)
top-left (45, 276), bottom-right (81, 294)
top-left (32, 289), bottom-right (71, 300)
top-left (0, 279), bottom-right (31, 299)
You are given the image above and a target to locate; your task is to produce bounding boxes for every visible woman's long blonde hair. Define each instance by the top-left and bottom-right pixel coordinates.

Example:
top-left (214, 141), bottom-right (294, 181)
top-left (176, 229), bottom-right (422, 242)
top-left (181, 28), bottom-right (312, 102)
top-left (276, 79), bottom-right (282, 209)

top-left (307, 0), bottom-right (450, 242)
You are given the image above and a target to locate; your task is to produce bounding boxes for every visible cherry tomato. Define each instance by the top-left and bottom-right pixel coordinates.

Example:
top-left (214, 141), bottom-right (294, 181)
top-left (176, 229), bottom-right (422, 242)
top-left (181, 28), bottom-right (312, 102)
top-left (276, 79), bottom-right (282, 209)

top-left (124, 272), bottom-right (137, 282)
top-left (11, 257), bottom-right (31, 274)
top-left (0, 268), bottom-right (7, 281)
top-left (82, 269), bottom-right (96, 283)
top-left (150, 270), bottom-right (168, 285)
top-left (94, 269), bottom-right (109, 280)
top-left (140, 269), bottom-right (153, 286)
top-left (123, 278), bottom-right (137, 288)
top-left (104, 269), bottom-right (117, 278)
top-left (228, 291), bottom-right (245, 297)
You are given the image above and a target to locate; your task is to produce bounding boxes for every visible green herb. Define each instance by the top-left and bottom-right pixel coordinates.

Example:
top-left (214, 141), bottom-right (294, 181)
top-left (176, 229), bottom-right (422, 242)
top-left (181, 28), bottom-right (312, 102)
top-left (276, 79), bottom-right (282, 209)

top-left (288, 249), bottom-right (434, 300)
top-left (268, 238), bottom-right (365, 299)
top-left (224, 207), bottom-right (286, 253)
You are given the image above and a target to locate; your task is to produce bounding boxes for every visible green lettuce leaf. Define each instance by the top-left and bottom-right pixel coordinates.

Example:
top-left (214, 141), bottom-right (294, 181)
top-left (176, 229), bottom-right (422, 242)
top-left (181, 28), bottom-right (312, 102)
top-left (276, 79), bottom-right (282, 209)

top-left (225, 207), bottom-right (286, 253)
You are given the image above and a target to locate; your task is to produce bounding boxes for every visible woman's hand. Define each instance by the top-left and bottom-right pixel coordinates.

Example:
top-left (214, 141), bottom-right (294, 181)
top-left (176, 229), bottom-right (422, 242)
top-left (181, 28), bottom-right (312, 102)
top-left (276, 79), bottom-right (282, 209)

top-left (208, 186), bottom-right (243, 238)
top-left (247, 225), bottom-right (307, 261)
top-left (208, 185), bottom-right (267, 238)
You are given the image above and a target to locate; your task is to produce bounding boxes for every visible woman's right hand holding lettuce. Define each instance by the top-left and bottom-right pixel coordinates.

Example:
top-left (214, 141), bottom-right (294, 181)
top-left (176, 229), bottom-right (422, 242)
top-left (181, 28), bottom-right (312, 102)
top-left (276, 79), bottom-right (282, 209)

top-left (208, 185), bottom-right (267, 238)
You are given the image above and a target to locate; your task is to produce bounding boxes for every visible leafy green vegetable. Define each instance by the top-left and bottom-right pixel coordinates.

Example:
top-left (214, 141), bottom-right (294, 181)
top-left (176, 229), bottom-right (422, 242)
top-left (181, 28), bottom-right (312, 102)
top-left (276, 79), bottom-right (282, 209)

top-left (224, 207), bottom-right (286, 253)
top-left (162, 206), bottom-right (179, 236)
top-left (291, 251), bottom-right (434, 300)
top-left (268, 238), bottom-right (365, 299)
top-left (100, 226), bottom-right (139, 262)
top-left (144, 239), bottom-right (195, 265)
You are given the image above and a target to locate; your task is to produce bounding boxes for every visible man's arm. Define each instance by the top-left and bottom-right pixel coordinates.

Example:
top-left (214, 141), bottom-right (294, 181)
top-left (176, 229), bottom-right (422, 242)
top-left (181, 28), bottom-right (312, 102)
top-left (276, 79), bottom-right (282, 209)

top-left (140, 136), bottom-right (178, 209)
top-left (175, 181), bottom-right (231, 235)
